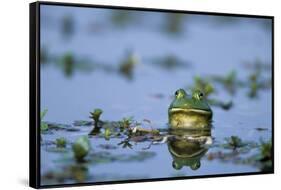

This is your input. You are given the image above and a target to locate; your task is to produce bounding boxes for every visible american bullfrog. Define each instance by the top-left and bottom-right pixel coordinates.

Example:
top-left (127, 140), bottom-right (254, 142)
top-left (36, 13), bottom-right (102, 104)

top-left (168, 89), bottom-right (212, 129)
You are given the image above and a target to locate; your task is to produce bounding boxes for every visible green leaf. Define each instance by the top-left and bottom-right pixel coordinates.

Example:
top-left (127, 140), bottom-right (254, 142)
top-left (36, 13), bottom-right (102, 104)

top-left (40, 122), bottom-right (48, 131)
top-left (40, 109), bottom-right (48, 120)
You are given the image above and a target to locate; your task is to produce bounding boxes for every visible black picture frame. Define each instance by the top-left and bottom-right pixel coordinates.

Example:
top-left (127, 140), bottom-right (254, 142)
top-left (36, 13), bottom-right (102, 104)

top-left (29, 1), bottom-right (274, 189)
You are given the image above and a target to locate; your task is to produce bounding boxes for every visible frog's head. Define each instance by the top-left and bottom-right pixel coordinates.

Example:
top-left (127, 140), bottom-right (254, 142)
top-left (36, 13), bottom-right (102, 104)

top-left (168, 89), bottom-right (212, 129)
top-left (169, 89), bottom-right (212, 113)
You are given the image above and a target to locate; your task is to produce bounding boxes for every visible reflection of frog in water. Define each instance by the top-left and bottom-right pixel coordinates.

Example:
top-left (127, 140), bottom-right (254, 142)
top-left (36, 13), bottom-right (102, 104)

top-left (168, 89), bottom-right (212, 129)
top-left (167, 129), bottom-right (212, 170)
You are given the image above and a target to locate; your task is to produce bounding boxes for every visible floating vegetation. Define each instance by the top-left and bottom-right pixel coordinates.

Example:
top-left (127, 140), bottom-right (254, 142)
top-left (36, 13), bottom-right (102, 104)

top-left (211, 16), bottom-right (241, 27)
top-left (42, 165), bottom-right (89, 184)
top-left (149, 54), bottom-right (190, 70)
top-left (57, 52), bottom-right (94, 77)
top-left (242, 59), bottom-right (272, 98)
top-left (222, 136), bottom-right (246, 150)
top-left (163, 13), bottom-right (185, 36)
top-left (40, 109), bottom-right (49, 132)
top-left (72, 136), bottom-right (91, 162)
top-left (208, 99), bottom-right (233, 110)
top-left (255, 127), bottom-right (268, 131)
top-left (119, 51), bottom-right (139, 80)
top-left (188, 76), bottom-right (233, 110)
top-left (55, 137), bottom-right (67, 148)
top-left (207, 138), bottom-right (271, 173)
top-left (190, 76), bottom-right (215, 97)
top-left (212, 70), bottom-right (242, 95)
top-left (243, 58), bottom-right (272, 72)
top-left (257, 139), bottom-right (272, 172)
top-left (73, 120), bottom-right (93, 126)
top-left (118, 138), bottom-right (133, 149)
top-left (98, 144), bottom-right (118, 150)
top-left (118, 116), bottom-right (134, 130)
top-left (61, 14), bottom-right (75, 40)
top-left (110, 11), bottom-right (137, 28)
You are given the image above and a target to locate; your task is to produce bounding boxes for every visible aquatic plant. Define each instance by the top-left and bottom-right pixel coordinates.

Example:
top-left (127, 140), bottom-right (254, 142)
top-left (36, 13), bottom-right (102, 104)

top-left (257, 139), bottom-right (272, 172)
top-left (118, 116), bottom-right (134, 131)
top-left (89, 108), bottom-right (103, 125)
top-left (118, 138), bottom-right (133, 149)
top-left (89, 108), bottom-right (103, 135)
top-left (42, 165), bottom-right (89, 184)
top-left (60, 53), bottom-right (74, 77)
top-left (212, 70), bottom-right (240, 95)
top-left (119, 51), bottom-right (139, 80)
top-left (110, 11), bottom-right (135, 27)
top-left (104, 127), bottom-right (112, 141)
top-left (164, 13), bottom-right (185, 36)
top-left (61, 14), bottom-right (75, 39)
top-left (149, 55), bottom-right (190, 70)
top-left (208, 99), bottom-right (233, 110)
top-left (55, 137), bottom-right (67, 148)
top-left (190, 76), bottom-right (215, 97)
top-left (247, 70), bottom-right (261, 98)
top-left (223, 136), bottom-right (246, 150)
top-left (40, 109), bottom-right (49, 131)
top-left (189, 76), bottom-right (233, 110)
top-left (72, 136), bottom-right (91, 162)
top-left (242, 59), bottom-right (272, 98)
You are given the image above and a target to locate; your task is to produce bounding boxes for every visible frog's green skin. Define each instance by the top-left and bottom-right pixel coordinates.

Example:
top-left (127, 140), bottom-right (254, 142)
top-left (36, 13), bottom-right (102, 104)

top-left (167, 130), bottom-right (211, 170)
top-left (168, 89), bottom-right (212, 129)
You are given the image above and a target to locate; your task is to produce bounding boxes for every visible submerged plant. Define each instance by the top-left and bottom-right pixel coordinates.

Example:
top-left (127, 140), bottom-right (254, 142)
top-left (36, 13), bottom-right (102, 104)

top-left (55, 137), bottom-right (67, 148)
top-left (72, 136), bottom-right (91, 162)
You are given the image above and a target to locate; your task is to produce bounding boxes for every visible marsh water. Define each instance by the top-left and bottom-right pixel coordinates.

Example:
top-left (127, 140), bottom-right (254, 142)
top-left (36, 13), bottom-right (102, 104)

top-left (40, 5), bottom-right (272, 186)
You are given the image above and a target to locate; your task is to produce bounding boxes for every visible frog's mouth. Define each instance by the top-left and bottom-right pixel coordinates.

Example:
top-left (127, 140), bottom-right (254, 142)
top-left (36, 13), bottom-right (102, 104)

top-left (169, 108), bottom-right (212, 115)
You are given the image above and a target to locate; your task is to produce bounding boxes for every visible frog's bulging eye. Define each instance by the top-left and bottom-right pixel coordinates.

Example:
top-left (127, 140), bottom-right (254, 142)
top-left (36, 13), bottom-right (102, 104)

top-left (193, 90), bottom-right (204, 100)
top-left (175, 90), bottom-right (179, 97)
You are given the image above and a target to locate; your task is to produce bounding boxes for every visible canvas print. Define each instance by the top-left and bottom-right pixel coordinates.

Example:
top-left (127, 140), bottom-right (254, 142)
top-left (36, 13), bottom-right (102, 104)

top-left (37, 3), bottom-right (273, 187)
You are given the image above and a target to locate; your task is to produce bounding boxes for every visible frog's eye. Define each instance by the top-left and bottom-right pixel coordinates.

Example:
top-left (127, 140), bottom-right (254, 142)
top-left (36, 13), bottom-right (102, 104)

top-left (175, 90), bottom-right (179, 97)
top-left (191, 161), bottom-right (201, 170)
top-left (193, 90), bottom-right (204, 100)
top-left (172, 161), bottom-right (182, 170)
